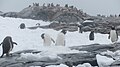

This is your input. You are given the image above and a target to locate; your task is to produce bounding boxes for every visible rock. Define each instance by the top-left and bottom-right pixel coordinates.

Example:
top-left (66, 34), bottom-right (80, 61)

top-left (1, 12), bottom-right (18, 18)
top-left (1, 3), bottom-right (88, 22)
top-left (58, 52), bottom-right (98, 66)
top-left (70, 44), bottom-right (117, 53)
top-left (1, 43), bottom-right (120, 67)
top-left (19, 23), bottom-right (26, 29)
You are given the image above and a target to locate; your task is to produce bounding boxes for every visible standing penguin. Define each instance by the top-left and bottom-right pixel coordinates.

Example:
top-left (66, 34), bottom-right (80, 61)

top-left (0, 36), bottom-right (17, 58)
top-left (41, 33), bottom-right (55, 46)
top-left (78, 24), bottom-right (83, 33)
top-left (89, 30), bottom-right (94, 41)
top-left (56, 30), bottom-right (67, 46)
top-left (108, 26), bottom-right (118, 43)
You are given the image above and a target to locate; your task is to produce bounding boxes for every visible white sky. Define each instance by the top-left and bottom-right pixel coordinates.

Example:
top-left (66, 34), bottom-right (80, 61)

top-left (0, 0), bottom-right (120, 16)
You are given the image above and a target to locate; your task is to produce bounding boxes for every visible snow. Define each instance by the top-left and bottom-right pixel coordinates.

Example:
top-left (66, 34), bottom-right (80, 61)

top-left (0, 16), bottom-right (120, 67)
top-left (83, 20), bottom-right (93, 23)
top-left (101, 50), bottom-right (120, 60)
top-left (46, 64), bottom-right (68, 67)
top-left (17, 52), bottom-right (61, 62)
top-left (76, 63), bottom-right (92, 67)
top-left (96, 54), bottom-right (115, 67)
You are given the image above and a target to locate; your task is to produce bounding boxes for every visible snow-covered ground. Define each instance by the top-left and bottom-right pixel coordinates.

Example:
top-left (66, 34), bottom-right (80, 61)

top-left (0, 16), bottom-right (120, 67)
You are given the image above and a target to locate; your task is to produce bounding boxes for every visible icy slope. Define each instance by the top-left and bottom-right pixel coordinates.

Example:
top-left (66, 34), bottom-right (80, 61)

top-left (0, 17), bottom-right (120, 54)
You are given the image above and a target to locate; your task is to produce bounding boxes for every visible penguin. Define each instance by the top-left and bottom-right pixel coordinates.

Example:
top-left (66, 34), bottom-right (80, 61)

top-left (78, 24), bottom-right (83, 33)
top-left (108, 26), bottom-right (118, 43)
top-left (89, 30), bottom-right (94, 41)
top-left (56, 30), bottom-right (67, 46)
top-left (41, 33), bottom-right (55, 46)
top-left (19, 23), bottom-right (25, 29)
top-left (0, 36), bottom-right (17, 58)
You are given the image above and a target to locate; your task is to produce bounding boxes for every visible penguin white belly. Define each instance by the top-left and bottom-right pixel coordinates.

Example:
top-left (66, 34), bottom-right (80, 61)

top-left (56, 33), bottom-right (65, 46)
top-left (44, 34), bottom-right (52, 46)
top-left (110, 30), bottom-right (118, 42)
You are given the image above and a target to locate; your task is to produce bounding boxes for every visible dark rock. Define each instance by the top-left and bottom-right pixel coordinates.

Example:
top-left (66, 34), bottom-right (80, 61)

top-left (1, 3), bottom-right (89, 23)
top-left (19, 23), bottom-right (26, 29)
top-left (1, 43), bottom-right (120, 67)
top-left (1, 12), bottom-right (18, 18)
top-left (58, 52), bottom-right (98, 66)
top-left (70, 44), bottom-right (116, 53)
top-left (27, 26), bottom-right (38, 30)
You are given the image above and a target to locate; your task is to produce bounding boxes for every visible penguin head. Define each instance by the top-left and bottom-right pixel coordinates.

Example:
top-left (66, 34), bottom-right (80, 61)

top-left (91, 29), bottom-right (95, 32)
top-left (3, 36), bottom-right (12, 42)
top-left (111, 26), bottom-right (115, 30)
top-left (61, 30), bottom-right (67, 34)
top-left (41, 33), bottom-right (45, 39)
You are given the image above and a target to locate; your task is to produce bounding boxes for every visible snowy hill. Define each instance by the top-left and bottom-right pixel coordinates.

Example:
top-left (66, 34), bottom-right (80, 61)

top-left (0, 16), bottom-right (120, 67)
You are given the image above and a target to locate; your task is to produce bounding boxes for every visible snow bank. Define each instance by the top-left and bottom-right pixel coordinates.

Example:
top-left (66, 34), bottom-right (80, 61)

top-left (96, 54), bottom-right (115, 67)
top-left (76, 63), bottom-right (92, 67)
top-left (0, 16), bottom-right (120, 67)
top-left (46, 64), bottom-right (68, 67)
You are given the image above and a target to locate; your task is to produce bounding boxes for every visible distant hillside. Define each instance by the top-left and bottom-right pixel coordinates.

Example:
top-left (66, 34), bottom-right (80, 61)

top-left (0, 3), bottom-right (90, 22)
top-left (1, 3), bottom-right (120, 35)
top-left (0, 11), bottom-right (3, 15)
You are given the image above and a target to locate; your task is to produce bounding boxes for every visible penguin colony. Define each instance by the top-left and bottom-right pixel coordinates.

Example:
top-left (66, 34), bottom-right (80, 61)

top-left (0, 25), bottom-right (118, 58)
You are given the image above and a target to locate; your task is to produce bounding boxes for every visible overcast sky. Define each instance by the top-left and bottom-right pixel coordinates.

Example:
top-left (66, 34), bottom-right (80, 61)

top-left (0, 0), bottom-right (120, 16)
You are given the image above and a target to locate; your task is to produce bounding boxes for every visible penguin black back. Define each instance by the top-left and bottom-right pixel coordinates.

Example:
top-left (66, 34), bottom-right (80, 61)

top-left (89, 30), bottom-right (94, 40)
top-left (0, 36), bottom-right (17, 58)
top-left (61, 30), bottom-right (67, 34)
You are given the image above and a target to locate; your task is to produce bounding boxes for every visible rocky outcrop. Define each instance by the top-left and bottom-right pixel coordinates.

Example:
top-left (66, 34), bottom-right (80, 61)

top-left (0, 3), bottom-right (89, 23)
top-left (0, 11), bottom-right (3, 15)
top-left (1, 43), bottom-right (120, 67)
top-left (1, 3), bottom-right (120, 35)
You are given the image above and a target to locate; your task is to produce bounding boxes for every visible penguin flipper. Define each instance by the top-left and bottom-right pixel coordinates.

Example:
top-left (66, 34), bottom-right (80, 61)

top-left (108, 35), bottom-right (110, 39)
top-left (108, 32), bottom-right (110, 39)
top-left (51, 38), bottom-right (55, 43)
top-left (116, 31), bottom-right (118, 39)
top-left (13, 42), bottom-right (17, 45)
top-left (0, 42), bottom-right (3, 46)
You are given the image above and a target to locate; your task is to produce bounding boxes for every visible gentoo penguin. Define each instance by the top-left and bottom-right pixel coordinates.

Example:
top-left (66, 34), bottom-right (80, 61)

top-left (89, 30), bottom-right (94, 41)
top-left (41, 33), bottom-right (55, 46)
top-left (108, 26), bottom-right (118, 43)
top-left (78, 24), bottom-right (83, 33)
top-left (56, 30), bottom-right (67, 46)
top-left (0, 36), bottom-right (17, 58)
